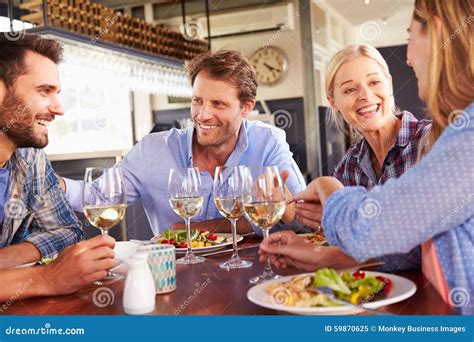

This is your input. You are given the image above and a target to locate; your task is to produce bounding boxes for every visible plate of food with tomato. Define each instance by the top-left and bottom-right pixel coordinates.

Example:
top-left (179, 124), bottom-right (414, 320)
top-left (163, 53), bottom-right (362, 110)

top-left (152, 229), bottom-right (244, 255)
top-left (247, 267), bottom-right (416, 315)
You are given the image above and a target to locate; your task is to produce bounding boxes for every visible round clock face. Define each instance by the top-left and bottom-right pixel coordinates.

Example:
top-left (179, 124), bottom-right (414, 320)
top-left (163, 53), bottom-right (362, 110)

top-left (249, 47), bottom-right (288, 86)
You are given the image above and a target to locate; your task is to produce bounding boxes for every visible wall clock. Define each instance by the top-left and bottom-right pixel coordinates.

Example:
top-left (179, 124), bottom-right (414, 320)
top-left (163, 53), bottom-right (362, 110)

top-left (249, 46), bottom-right (289, 86)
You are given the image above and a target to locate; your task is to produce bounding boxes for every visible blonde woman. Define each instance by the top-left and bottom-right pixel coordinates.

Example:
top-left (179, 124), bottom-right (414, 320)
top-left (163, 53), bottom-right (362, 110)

top-left (295, 45), bottom-right (431, 232)
top-left (289, 45), bottom-right (430, 272)
top-left (262, 0), bottom-right (473, 314)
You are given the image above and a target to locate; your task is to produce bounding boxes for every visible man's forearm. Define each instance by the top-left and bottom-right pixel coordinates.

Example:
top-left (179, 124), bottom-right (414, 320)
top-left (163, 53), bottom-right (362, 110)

top-left (0, 242), bottom-right (41, 269)
top-left (0, 267), bottom-right (50, 303)
top-left (171, 218), bottom-right (254, 234)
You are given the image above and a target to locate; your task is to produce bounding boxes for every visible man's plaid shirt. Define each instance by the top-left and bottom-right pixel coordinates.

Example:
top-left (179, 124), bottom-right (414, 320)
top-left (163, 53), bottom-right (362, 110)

top-left (0, 148), bottom-right (83, 258)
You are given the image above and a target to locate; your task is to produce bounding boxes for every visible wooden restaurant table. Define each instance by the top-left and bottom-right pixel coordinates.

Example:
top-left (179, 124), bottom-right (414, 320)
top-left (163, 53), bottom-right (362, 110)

top-left (3, 236), bottom-right (452, 316)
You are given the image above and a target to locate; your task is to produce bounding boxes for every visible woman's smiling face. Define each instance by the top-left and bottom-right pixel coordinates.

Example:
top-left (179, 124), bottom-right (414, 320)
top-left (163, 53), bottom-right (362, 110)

top-left (329, 56), bottom-right (394, 133)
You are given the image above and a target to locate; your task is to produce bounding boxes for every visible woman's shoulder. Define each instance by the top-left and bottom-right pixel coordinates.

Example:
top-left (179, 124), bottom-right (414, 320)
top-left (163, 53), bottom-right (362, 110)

top-left (400, 110), bottom-right (432, 139)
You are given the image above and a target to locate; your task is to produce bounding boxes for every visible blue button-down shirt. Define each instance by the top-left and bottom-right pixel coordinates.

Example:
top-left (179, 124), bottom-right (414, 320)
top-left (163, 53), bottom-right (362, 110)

top-left (66, 120), bottom-right (306, 235)
top-left (323, 102), bottom-right (474, 315)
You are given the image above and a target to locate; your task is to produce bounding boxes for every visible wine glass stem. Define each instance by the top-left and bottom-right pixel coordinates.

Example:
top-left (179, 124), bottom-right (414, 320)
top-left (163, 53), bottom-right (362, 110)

top-left (230, 218), bottom-right (239, 257)
top-left (185, 218), bottom-right (192, 255)
top-left (262, 228), bottom-right (272, 274)
top-left (100, 229), bottom-right (113, 277)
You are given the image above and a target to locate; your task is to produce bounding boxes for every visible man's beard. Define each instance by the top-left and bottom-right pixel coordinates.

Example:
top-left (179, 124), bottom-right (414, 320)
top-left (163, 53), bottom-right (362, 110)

top-left (0, 90), bottom-right (47, 148)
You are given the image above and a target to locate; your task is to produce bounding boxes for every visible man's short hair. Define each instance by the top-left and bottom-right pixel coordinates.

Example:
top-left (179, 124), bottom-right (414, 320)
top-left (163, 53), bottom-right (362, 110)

top-left (0, 34), bottom-right (63, 88)
top-left (185, 50), bottom-right (258, 105)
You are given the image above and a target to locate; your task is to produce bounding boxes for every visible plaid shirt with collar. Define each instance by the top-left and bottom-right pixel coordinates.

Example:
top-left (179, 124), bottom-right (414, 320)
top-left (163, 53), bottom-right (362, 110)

top-left (333, 111), bottom-right (432, 189)
top-left (332, 111), bottom-right (431, 272)
top-left (0, 148), bottom-right (83, 259)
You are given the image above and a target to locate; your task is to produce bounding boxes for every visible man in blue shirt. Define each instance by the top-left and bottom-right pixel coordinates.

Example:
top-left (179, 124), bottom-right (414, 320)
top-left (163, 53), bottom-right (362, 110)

top-left (62, 50), bottom-right (306, 235)
top-left (0, 34), bottom-right (115, 299)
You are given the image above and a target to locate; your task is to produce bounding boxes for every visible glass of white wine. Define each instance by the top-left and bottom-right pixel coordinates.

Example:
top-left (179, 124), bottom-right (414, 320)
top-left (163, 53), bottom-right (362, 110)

top-left (168, 167), bottom-right (205, 265)
top-left (83, 167), bottom-right (127, 284)
top-left (244, 166), bottom-right (286, 284)
top-left (213, 165), bottom-right (253, 269)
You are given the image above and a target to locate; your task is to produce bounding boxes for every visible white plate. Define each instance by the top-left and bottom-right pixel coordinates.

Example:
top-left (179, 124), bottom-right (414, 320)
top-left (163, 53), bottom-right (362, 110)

top-left (171, 233), bottom-right (243, 255)
top-left (247, 271), bottom-right (417, 315)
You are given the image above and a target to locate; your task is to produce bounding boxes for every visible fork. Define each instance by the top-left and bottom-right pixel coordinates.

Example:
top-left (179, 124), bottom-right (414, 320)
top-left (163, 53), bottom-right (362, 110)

top-left (308, 286), bottom-right (393, 316)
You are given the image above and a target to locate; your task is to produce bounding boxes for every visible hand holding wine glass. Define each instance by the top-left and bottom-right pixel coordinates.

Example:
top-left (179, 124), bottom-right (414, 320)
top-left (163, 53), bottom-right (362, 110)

top-left (83, 167), bottom-right (127, 284)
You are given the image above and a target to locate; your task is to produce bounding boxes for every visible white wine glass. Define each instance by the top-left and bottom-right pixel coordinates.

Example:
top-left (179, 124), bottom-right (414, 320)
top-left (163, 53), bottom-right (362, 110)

top-left (213, 165), bottom-right (253, 269)
top-left (83, 167), bottom-right (127, 284)
top-left (168, 167), bottom-right (205, 265)
top-left (244, 166), bottom-right (286, 284)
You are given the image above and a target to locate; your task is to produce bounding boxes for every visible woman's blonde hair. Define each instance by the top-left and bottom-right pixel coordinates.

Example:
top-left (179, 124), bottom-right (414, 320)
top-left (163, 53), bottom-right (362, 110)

top-left (413, 0), bottom-right (474, 147)
top-left (325, 44), bottom-right (396, 138)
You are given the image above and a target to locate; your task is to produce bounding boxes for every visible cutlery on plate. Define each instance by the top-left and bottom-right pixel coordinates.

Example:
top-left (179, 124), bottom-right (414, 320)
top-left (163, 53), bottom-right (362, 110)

top-left (341, 261), bottom-right (385, 273)
top-left (307, 286), bottom-right (392, 316)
